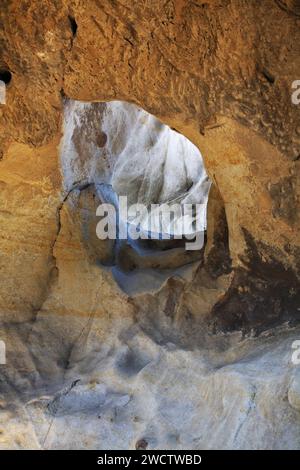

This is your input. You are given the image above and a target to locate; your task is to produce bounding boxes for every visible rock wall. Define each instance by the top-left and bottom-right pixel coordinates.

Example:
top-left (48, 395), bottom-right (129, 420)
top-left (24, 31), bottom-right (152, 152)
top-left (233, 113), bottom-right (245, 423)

top-left (0, 0), bottom-right (300, 450)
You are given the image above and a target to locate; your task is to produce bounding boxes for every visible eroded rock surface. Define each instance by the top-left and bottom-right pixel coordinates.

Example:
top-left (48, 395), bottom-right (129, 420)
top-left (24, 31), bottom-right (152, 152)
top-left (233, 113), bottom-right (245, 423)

top-left (0, 0), bottom-right (300, 450)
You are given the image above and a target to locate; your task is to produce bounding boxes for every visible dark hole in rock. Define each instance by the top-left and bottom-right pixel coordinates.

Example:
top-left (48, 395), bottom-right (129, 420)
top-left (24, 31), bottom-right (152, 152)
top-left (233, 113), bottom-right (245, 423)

top-left (68, 15), bottom-right (78, 36)
top-left (0, 69), bottom-right (12, 84)
top-left (135, 438), bottom-right (148, 450)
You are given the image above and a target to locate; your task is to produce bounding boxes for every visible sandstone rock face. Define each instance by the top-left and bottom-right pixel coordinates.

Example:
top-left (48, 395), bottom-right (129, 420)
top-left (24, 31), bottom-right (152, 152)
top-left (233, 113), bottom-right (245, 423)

top-left (0, 0), bottom-right (300, 450)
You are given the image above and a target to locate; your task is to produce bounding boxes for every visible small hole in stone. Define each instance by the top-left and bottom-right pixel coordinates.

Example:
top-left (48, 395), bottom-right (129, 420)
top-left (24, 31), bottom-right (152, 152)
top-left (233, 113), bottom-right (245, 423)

top-left (68, 15), bottom-right (78, 37)
top-left (96, 131), bottom-right (107, 147)
top-left (135, 438), bottom-right (148, 450)
top-left (0, 70), bottom-right (12, 84)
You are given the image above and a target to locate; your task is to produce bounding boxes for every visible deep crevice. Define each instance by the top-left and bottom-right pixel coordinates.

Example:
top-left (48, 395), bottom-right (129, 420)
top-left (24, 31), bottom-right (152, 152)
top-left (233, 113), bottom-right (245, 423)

top-left (68, 15), bottom-right (78, 37)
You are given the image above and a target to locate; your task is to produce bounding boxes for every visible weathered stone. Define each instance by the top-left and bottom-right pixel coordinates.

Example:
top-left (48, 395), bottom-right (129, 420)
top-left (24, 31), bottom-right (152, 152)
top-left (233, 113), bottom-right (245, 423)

top-left (0, 0), bottom-right (300, 450)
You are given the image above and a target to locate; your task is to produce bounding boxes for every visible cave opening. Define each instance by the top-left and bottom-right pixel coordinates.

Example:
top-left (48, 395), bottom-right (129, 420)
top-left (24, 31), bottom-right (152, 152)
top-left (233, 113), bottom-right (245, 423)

top-left (60, 99), bottom-right (212, 294)
top-left (0, 69), bottom-right (12, 84)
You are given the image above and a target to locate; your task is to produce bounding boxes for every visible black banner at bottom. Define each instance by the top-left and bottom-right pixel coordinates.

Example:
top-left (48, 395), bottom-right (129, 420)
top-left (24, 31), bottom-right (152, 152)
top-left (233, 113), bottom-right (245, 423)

top-left (0, 450), bottom-right (298, 466)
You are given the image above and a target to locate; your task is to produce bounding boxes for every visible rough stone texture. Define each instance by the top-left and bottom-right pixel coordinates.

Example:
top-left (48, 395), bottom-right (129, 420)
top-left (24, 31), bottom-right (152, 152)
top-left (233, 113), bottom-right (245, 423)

top-left (2, 326), bottom-right (300, 450)
top-left (0, 0), bottom-right (300, 450)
